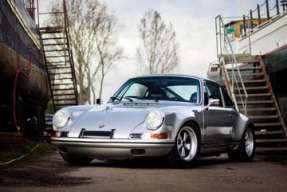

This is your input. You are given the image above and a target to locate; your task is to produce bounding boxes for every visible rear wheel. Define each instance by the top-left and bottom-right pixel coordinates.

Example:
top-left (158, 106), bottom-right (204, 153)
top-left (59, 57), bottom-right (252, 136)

top-left (59, 151), bottom-right (93, 165)
top-left (168, 125), bottom-right (200, 168)
top-left (228, 126), bottom-right (255, 162)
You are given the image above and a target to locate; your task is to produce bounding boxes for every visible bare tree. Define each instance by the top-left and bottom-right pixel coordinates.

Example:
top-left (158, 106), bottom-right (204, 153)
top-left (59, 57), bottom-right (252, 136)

top-left (137, 9), bottom-right (179, 74)
top-left (49, 0), bottom-right (122, 104)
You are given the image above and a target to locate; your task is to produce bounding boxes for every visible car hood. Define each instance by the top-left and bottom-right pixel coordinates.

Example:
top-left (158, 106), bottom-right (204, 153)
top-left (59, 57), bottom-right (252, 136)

top-left (67, 101), bottom-right (198, 138)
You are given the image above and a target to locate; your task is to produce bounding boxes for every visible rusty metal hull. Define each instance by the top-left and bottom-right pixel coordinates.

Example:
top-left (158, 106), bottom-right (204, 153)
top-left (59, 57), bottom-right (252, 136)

top-left (0, 43), bottom-right (50, 104)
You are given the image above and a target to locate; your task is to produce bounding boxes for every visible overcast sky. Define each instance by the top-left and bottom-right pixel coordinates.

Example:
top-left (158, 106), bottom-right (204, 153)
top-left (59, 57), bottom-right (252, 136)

top-left (40, 0), bottom-right (267, 102)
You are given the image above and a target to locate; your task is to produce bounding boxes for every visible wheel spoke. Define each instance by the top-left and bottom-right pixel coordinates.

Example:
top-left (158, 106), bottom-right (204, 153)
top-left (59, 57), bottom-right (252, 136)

top-left (181, 147), bottom-right (186, 157)
top-left (245, 133), bottom-right (248, 141)
top-left (178, 143), bottom-right (183, 150)
top-left (178, 134), bottom-right (183, 142)
top-left (183, 132), bottom-right (188, 141)
top-left (185, 143), bottom-right (191, 150)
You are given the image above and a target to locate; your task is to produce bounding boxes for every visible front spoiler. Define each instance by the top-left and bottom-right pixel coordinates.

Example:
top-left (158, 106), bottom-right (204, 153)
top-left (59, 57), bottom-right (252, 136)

top-left (51, 137), bottom-right (174, 159)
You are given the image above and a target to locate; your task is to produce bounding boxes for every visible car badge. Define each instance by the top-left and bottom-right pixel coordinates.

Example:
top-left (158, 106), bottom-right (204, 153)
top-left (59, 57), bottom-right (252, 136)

top-left (99, 124), bottom-right (105, 129)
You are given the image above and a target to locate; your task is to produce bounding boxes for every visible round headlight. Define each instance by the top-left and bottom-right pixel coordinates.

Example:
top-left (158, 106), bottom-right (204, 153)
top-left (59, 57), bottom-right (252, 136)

top-left (53, 109), bottom-right (70, 129)
top-left (145, 110), bottom-right (164, 130)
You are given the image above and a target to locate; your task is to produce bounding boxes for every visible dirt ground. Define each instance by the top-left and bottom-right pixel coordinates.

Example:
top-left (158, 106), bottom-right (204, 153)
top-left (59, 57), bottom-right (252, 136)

top-left (0, 151), bottom-right (287, 192)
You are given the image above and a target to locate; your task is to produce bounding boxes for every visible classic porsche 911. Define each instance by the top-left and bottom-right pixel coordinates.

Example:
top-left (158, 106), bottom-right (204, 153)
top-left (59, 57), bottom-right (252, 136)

top-left (51, 74), bottom-right (255, 167)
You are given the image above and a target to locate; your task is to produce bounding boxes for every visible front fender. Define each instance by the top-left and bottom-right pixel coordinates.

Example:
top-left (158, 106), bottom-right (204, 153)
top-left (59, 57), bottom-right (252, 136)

top-left (233, 113), bottom-right (254, 141)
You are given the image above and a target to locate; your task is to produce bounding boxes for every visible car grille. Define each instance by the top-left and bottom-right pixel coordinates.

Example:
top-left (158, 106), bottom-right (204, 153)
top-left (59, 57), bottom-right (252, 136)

top-left (79, 129), bottom-right (115, 139)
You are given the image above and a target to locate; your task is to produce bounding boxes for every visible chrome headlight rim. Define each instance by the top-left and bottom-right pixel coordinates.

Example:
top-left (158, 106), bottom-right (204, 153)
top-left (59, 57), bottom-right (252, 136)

top-left (144, 110), bottom-right (164, 130)
top-left (53, 109), bottom-right (70, 129)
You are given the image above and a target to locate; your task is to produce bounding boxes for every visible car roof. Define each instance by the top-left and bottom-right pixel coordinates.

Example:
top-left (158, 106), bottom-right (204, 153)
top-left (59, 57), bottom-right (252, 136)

top-left (130, 74), bottom-right (218, 85)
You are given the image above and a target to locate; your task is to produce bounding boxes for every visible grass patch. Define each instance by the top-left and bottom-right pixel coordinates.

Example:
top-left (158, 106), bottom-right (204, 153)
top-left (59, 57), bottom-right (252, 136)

top-left (0, 142), bottom-right (55, 165)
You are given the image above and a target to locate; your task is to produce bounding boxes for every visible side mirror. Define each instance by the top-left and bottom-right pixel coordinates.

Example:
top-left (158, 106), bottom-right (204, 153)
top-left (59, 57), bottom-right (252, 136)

top-left (208, 98), bottom-right (220, 107)
top-left (198, 98), bottom-right (220, 112)
top-left (96, 98), bottom-right (103, 105)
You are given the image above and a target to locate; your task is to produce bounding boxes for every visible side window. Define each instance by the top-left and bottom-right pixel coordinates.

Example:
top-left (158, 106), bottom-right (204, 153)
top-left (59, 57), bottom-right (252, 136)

top-left (205, 82), bottom-right (223, 107)
top-left (222, 88), bottom-right (234, 107)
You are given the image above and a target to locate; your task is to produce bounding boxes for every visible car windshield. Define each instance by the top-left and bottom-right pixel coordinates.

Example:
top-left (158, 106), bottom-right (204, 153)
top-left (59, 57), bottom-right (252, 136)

top-left (111, 77), bottom-right (201, 103)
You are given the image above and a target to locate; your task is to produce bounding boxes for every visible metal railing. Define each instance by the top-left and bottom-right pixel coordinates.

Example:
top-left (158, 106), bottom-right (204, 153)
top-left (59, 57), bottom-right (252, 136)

top-left (215, 15), bottom-right (248, 114)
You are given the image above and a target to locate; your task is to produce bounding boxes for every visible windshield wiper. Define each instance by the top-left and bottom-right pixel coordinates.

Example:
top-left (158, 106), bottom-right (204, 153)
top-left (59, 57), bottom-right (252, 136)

top-left (110, 96), bottom-right (134, 102)
top-left (110, 96), bottom-right (122, 102)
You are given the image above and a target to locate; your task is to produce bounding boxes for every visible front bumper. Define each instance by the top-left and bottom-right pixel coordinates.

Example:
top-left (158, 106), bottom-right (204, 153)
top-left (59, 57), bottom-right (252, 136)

top-left (51, 137), bottom-right (174, 159)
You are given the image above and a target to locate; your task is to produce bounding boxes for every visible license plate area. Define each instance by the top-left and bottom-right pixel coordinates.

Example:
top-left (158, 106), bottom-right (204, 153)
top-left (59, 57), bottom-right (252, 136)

top-left (79, 128), bottom-right (115, 139)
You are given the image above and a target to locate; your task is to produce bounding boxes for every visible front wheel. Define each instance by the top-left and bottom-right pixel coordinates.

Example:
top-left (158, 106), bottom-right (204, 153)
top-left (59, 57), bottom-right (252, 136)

top-left (228, 126), bottom-right (255, 162)
top-left (59, 151), bottom-right (93, 165)
top-left (168, 125), bottom-right (200, 168)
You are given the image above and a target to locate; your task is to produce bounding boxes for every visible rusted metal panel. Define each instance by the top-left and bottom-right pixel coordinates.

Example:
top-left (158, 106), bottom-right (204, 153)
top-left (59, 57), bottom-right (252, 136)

top-left (0, 0), bottom-right (43, 68)
top-left (0, 43), bottom-right (51, 104)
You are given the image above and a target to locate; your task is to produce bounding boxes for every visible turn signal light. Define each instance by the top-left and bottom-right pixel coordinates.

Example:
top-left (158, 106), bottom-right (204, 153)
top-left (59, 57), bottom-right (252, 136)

top-left (150, 133), bottom-right (168, 139)
top-left (52, 131), bottom-right (60, 137)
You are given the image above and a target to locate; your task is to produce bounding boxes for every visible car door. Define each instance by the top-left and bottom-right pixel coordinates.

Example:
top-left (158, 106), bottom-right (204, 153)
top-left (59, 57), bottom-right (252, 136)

top-left (203, 81), bottom-right (235, 145)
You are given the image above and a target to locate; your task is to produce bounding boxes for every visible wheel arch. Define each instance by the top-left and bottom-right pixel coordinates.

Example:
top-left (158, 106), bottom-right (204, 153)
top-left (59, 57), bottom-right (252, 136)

top-left (180, 120), bottom-right (201, 140)
top-left (233, 113), bottom-right (254, 141)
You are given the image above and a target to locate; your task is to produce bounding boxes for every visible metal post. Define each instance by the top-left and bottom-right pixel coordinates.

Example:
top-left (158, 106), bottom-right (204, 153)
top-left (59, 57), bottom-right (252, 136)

top-left (282, 0), bottom-right (287, 11)
top-left (243, 15), bottom-right (246, 36)
top-left (276, 0), bottom-right (280, 15)
top-left (257, 4), bottom-right (261, 25)
top-left (37, 0), bottom-right (39, 27)
top-left (250, 10), bottom-right (253, 31)
top-left (266, 0), bottom-right (270, 20)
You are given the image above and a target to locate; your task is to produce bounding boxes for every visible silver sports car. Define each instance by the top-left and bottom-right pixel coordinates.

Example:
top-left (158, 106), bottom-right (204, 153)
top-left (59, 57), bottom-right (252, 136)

top-left (51, 74), bottom-right (255, 167)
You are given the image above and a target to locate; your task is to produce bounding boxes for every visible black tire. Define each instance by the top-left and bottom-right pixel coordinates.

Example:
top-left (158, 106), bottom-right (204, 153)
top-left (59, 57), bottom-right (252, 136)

top-left (228, 126), bottom-right (255, 162)
top-left (59, 151), bottom-right (93, 165)
top-left (168, 124), bottom-right (200, 168)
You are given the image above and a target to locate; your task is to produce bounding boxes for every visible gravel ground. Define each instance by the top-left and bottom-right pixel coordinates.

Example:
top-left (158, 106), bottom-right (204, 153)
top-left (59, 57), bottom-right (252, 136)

top-left (0, 151), bottom-right (287, 192)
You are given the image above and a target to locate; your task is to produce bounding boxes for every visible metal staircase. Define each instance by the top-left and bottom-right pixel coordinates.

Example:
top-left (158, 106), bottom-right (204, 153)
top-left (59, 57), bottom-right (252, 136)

top-left (225, 55), bottom-right (287, 147)
top-left (215, 15), bottom-right (287, 149)
top-left (39, 0), bottom-right (78, 111)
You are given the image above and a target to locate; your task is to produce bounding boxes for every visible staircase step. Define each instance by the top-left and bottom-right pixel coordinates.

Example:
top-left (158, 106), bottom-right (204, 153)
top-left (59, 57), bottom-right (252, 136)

top-left (40, 27), bottom-right (65, 33)
top-left (249, 115), bottom-right (278, 119)
top-left (237, 100), bottom-right (273, 104)
top-left (44, 49), bottom-right (68, 52)
top-left (53, 93), bottom-right (76, 96)
top-left (43, 43), bottom-right (67, 46)
top-left (47, 61), bottom-right (70, 64)
top-left (48, 72), bottom-right (73, 75)
top-left (52, 88), bottom-right (76, 91)
top-left (54, 98), bottom-right (76, 101)
top-left (242, 79), bottom-right (266, 83)
top-left (239, 107), bottom-right (276, 112)
top-left (45, 55), bottom-right (69, 58)
top-left (49, 77), bottom-right (73, 81)
top-left (47, 66), bottom-right (71, 69)
top-left (239, 93), bottom-right (270, 97)
top-left (239, 66), bottom-right (261, 71)
top-left (255, 146), bottom-right (287, 153)
top-left (51, 83), bottom-right (74, 86)
top-left (256, 138), bottom-right (287, 143)
top-left (255, 130), bottom-right (285, 135)
top-left (42, 37), bottom-right (66, 40)
top-left (231, 72), bottom-right (263, 76)
top-left (235, 86), bottom-right (268, 90)
top-left (222, 54), bottom-right (258, 63)
top-left (254, 122), bottom-right (282, 127)
top-left (227, 66), bottom-right (261, 71)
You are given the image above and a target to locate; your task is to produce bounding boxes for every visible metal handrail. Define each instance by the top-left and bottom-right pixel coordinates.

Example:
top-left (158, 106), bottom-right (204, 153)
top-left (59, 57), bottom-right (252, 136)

top-left (63, 0), bottom-right (79, 105)
top-left (215, 15), bottom-right (249, 114)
